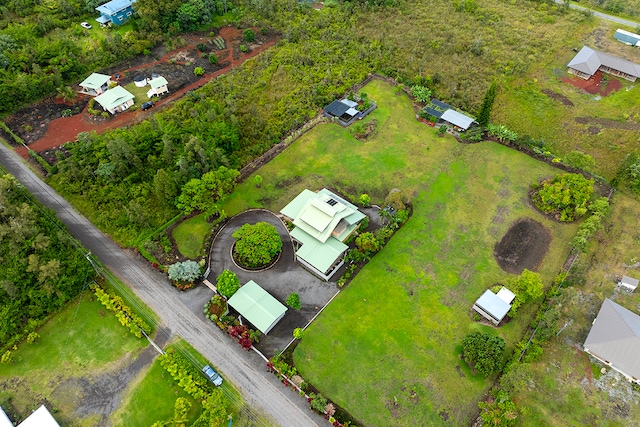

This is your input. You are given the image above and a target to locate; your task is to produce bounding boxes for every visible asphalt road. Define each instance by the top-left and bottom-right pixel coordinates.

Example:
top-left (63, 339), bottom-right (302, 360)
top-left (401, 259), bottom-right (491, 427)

top-left (0, 143), bottom-right (322, 427)
top-left (556, 0), bottom-right (639, 27)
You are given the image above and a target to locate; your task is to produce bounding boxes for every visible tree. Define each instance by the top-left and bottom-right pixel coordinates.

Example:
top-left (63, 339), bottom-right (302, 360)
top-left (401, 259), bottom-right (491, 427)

top-left (410, 85), bottom-right (432, 103)
top-left (477, 80), bottom-right (497, 128)
top-left (232, 222), bottom-right (282, 268)
top-left (461, 332), bottom-right (505, 376)
top-left (216, 269), bottom-right (240, 298)
top-left (253, 174), bottom-right (263, 188)
top-left (286, 293), bottom-right (301, 310)
top-left (359, 193), bottom-right (370, 207)
top-left (507, 269), bottom-right (544, 316)
top-left (167, 260), bottom-right (201, 283)
top-left (243, 29), bottom-right (256, 42)
top-left (176, 167), bottom-right (239, 214)
top-left (532, 173), bottom-right (594, 222)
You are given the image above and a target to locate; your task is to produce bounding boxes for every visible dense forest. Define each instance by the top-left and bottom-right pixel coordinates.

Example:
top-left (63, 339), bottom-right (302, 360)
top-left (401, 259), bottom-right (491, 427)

top-left (0, 173), bottom-right (95, 350)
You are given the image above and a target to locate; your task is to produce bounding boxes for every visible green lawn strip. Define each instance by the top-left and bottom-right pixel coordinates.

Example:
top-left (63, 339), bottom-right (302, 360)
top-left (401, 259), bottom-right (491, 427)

top-left (110, 357), bottom-right (203, 427)
top-left (511, 193), bottom-right (640, 426)
top-left (172, 213), bottom-right (210, 259)
top-left (0, 291), bottom-right (146, 424)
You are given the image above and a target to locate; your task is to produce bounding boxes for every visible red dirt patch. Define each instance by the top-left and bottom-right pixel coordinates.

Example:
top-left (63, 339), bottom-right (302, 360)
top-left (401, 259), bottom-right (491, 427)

top-left (562, 70), bottom-right (622, 96)
top-left (494, 218), bottom-right (551, 274)
top-left (6, 26), bottom-right (278, 160)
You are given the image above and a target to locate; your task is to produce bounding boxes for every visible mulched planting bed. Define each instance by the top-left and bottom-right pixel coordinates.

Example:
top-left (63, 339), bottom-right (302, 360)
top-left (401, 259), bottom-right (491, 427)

top-left (561, 70), bottom-right (622, 96)
top-left (494, 217), bottom-right (551, 274)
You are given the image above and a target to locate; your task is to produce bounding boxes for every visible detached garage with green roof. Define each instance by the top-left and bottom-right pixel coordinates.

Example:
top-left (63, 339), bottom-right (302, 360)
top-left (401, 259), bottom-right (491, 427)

top-left (280, 188), bottom-right (366, 280)
top-left (227, 280), bottom-right (287, 335)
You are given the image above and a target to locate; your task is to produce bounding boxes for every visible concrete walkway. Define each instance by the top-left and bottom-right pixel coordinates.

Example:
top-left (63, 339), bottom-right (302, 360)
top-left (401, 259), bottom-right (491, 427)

top-left (0, 141), bottom-right (323, 427)
top-left (207, 210), bottom-right (338, 356)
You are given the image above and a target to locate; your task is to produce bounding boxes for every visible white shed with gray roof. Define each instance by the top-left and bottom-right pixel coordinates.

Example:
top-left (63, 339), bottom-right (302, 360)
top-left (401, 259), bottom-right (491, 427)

top-left (584, 298), bottom-right (640, 383)
top-left (619, 275), bottom-right (639, 291)
top-left (472, 287), bottom-right (514, 325)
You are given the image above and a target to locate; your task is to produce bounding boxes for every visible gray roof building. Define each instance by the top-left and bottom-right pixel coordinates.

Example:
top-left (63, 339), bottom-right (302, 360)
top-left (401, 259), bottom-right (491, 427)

top-left (567, 46), bottom-right (640, 82)
top-left (440, 109), bottom-right (477, 131)
top-left (584, 298), bottom-right (640, 383)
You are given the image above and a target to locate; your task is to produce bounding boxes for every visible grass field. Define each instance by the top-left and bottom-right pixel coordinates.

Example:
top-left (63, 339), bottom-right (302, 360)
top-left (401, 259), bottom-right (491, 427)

top-left (219, 79), bottom-right (579, 425)
top-left (173, 213), bottom-right (211, 259)
top-left (0, 291), bottom-right (147, 426)
top-left (111, 355), bottom-right (203, 426)
top-left (505, 192), bottom-right (640, 426)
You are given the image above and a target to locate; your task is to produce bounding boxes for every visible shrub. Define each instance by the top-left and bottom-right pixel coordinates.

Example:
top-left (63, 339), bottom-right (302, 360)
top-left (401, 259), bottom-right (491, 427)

top-left (253, 174), bottom-right (263, 187)
top-left (26, 332), bottom-right (39, 343)
top-left (506, 269), bottom-right (544, 316)
top-left (240, 44), bottom-right (248, 53)
top-left (286, 293), bottom-right (301, 310)
top-left (461, 332), bottom-right (505, 376)
top-left (242, 29), bottom-right (255, 42)
top-left (293, 328), bottom-right (304, 339)
top-left (216, 270), bottom-right (240, 298)
top-left (209, 54), bottom-right (218, 65)
top-left (194, 67), bottom-right (205, 76)
top-left (197, 42), bottom-right (208, 52)
top-left (359, 193), bottom-right (370, 207)
top-left (478, 390), bottom-right (519, 427)
top-left (532, 173), bottom-right (594, 222)
top-left (356, 231), bottom-right (380, 254)
top-left (232, 222), bottom-right (282, 268)
top-left (168, 260), bottom-right (201, 283)
top-left (309, 393), bottom-right (328, 413)
top-left (1, 350), bottom-right (13, 364)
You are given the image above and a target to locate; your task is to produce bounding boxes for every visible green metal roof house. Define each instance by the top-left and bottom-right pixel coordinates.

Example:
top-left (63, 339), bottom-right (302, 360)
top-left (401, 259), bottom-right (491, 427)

top-left (146, 76), bottom-right (169, 98)
top-left (281, 188), bottom-right (366, 280)
top-left (94, 85), bottom-right (135, 114)
top-left (79, 72), bottom-right (112, 96)
top-left (227, 280), bottom-right (287, 335)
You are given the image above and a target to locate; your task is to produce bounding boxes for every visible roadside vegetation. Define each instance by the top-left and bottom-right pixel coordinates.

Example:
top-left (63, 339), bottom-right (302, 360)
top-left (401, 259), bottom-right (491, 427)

top-left (0, 172), bottom-right (94, 352)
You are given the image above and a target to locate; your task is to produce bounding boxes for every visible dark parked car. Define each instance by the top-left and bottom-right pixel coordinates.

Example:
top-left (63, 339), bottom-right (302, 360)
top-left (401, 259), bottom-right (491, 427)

top-left (202, 365), bottom-right (223, 386)
top-left (141, 101), bottom-right (154, 111)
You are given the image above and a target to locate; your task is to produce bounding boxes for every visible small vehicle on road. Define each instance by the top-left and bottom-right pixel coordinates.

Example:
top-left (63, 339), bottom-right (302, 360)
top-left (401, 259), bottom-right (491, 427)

top-left (80, 22), bottom-right (92, 29)
top-left (141, 101), bottom-right (154, 111)
top-left (202, 365), bottom-right (223, 386)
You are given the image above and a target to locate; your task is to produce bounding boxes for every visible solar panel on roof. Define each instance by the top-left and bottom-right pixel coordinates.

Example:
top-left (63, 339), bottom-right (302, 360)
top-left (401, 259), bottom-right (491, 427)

top-left (326, 198), bottom-right (338, 206)
top-left (424, 107), bottom-right (443, 118)
top-left (431, 99), bottom-right (451, 110)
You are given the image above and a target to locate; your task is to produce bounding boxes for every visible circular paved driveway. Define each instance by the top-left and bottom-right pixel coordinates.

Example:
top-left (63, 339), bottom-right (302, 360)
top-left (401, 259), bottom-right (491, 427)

top-left (207, 209), bottom-right (338, 355)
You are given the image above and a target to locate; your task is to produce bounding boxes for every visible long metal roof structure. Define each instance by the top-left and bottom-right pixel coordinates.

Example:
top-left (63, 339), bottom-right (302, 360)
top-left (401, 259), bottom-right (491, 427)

top-left (584, 298), bottom-right (640, 382)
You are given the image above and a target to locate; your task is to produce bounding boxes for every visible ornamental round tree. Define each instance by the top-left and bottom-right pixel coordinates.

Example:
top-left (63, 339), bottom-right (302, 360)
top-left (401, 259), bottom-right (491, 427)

top-left (232, 222), bottom-right (282, 269)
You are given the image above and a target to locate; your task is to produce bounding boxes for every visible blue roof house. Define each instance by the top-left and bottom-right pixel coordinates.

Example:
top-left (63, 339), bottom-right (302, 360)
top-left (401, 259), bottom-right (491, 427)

top-left (96, 0), bottom-right (136, 26)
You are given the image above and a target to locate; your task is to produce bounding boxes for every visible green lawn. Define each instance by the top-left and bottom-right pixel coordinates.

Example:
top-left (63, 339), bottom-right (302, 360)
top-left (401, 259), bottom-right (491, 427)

top-left (172, 213), bottom-right (211, 259)
top-left (0, 291), bottom-right (147, 426)
top-left (111, 354), bottom-right (203, 427)
top-left (123, 81), bottom-right (151, 105)
top-left (219, 79), bottom-right (578, 425)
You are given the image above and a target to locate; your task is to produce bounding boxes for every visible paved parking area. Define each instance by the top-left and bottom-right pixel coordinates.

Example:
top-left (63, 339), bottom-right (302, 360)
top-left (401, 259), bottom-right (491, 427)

top-left (205, 209), bottom-right (339, 356)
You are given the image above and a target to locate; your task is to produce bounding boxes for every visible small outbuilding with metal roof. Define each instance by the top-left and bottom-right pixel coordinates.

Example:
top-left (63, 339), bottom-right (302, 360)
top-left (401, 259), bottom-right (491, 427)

top-left (472, 287), bottom-right (515, 325)
top-left (619, 275), bottom-right (639, 292)
top-left (227, 280), bottom-right (287, 335)
top-left (79, 72), bottom-right (112, 96)
top-left (0, 405), bottom-right (60, 427)
top-left (584, 298), bottom-right (640, 383)
top-left (94, 85), bottom-right (135, 114)
top-left (614, 29), bottom-right (640, 47)
top-left (440, 109), bottom-right (477, 131)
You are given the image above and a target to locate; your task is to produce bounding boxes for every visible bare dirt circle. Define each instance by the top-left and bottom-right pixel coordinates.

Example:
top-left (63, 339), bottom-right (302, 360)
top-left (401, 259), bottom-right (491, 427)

top-left (494, 218), bottom-right (551, 274)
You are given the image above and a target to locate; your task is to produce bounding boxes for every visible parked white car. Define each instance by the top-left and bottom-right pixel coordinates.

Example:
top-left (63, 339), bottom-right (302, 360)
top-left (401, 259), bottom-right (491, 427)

top-left (80, 22), bottom-right (92, 29)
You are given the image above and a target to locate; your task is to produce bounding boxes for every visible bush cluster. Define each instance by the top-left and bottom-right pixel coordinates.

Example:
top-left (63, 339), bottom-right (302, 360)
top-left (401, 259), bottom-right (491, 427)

top-left (91, 284), bottom-right (151, 338)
